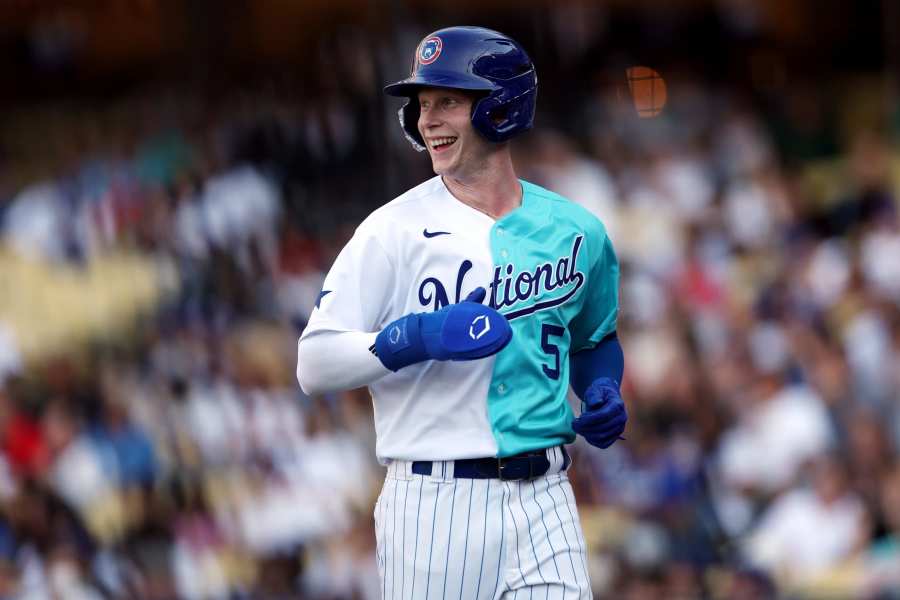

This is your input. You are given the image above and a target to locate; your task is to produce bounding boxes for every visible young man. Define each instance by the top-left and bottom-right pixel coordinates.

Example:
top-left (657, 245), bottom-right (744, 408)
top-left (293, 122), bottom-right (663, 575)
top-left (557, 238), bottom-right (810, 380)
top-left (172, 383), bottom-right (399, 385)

top-left (297, 26), bottom-right (626, 600)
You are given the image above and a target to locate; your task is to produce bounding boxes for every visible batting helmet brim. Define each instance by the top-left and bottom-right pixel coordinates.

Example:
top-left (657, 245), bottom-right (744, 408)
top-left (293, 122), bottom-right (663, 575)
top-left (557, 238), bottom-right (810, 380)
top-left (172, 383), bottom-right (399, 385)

top-left (384, 70), bottom-right (498, 97)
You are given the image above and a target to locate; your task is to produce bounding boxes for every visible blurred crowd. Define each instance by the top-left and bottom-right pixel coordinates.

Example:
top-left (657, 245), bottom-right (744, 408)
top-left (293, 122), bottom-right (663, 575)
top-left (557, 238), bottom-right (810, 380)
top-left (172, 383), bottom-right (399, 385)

top-left (516, 86), bottom-right (900, 598)
top-left (0, 14), bottom-right (899, 600)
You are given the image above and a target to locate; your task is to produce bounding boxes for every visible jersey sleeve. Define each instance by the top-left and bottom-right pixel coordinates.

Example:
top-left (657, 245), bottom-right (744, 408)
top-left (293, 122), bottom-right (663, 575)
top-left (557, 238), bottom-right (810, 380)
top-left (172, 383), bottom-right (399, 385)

top-left (569, 229), bottom-right (620, 353)
top-left (301, 223), bottom-right (396, 337)
top-left (296, 225), bottom-right (395, 395)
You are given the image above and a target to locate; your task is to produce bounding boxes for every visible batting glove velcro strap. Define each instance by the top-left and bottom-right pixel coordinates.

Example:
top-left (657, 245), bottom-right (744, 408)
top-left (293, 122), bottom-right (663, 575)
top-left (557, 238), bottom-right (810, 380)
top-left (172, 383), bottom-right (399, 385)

top-left (374, 287), bottom-right (513, 372)
top-left (571, 377), bottom-right (627, 449)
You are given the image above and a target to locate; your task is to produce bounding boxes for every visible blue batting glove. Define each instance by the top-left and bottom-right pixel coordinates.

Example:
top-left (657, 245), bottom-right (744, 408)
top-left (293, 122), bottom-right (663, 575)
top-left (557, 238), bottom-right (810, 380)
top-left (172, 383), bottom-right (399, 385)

top-left (374, 288), bottom-right (512, 372)
top-left (571, 377), bottom-right (627, 449)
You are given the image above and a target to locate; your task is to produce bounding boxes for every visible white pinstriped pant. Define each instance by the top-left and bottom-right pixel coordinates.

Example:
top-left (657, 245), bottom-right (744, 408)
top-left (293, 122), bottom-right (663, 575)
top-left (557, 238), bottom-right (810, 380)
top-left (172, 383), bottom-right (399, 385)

top-left (374, 447), bottom-right (592, 600)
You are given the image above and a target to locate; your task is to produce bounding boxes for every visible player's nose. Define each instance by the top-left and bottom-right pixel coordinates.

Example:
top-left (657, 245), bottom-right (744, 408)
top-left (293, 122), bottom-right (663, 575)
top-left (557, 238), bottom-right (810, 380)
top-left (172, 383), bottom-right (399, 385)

top-left (418, 107), bottom-right (442, 131)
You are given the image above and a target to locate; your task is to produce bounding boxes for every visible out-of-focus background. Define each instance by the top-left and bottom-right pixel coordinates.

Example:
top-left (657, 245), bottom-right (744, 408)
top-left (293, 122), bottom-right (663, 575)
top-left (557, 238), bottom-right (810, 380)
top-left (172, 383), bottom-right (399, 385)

top-left (0, 1), bottom-right (898, 598)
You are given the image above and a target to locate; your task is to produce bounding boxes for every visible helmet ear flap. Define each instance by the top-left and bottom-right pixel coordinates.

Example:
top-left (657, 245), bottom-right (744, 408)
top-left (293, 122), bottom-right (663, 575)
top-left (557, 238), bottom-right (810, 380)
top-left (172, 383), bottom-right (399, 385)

top-left (399, 99), bottom-right (426, 152)
top-left (470, 79), bottom-right (536, 143)
top-left (496, 89), bottom-right (536, 138)
top-left (471, 95), bottom-right (503, 143)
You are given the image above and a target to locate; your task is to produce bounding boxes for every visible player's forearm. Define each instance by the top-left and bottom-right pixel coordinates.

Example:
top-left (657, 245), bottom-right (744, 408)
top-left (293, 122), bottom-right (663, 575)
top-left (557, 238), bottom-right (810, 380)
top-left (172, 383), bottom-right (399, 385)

top-left (296, 330), bottom-right (390, 395)
top-left (569, 331), bottom-right (627, 448)
top-left (569, 331), bottom-right (624, 400)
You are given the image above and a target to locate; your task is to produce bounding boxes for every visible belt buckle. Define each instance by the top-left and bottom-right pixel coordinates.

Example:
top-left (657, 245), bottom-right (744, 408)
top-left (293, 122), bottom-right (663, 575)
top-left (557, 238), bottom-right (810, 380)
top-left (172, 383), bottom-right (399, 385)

top-left (497, 456), bottom-right (533, 481)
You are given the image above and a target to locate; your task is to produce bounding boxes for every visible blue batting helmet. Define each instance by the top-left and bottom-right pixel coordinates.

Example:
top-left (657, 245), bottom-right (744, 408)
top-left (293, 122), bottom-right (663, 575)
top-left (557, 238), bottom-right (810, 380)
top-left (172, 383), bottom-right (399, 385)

top-left (384, 26), bottom-right (538, 151)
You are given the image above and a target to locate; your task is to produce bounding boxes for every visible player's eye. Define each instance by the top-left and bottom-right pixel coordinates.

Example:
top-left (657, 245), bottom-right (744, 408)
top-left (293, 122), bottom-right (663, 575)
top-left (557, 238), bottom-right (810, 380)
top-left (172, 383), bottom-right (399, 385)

top-left (443, 98), bottom-right (458, 108)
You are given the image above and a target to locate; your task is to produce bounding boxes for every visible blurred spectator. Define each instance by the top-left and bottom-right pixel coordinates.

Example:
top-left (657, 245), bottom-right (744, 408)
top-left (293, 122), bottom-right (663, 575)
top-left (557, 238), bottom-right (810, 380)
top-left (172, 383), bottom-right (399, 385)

top-left (43, 399), bottom-right (124, 543)
top-left (0, 386), bottom-right (48, 479)
top-left (742, 454), bottom-right (867, 583)
top-left (716, 374), bottom-right (834, 499)
top-left (0, 327), bottom-right (22, 386)
top-left (862, 464), bottom-right (900, 596)
top-left (3, 181), bottom-right (71, 262)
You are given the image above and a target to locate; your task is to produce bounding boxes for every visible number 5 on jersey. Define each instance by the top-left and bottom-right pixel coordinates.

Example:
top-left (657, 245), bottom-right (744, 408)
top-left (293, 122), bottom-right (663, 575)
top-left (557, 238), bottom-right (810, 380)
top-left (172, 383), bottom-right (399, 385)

top-left (541, 323), bottom-right (565, 380)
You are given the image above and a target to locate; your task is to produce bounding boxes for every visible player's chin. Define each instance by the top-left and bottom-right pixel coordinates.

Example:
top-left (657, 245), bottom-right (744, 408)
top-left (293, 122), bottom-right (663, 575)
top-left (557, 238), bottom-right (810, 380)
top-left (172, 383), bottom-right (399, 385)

top-left (428, 148), bottom-right (458, 174)
top-left (428, 154), bottom-right (453, 175)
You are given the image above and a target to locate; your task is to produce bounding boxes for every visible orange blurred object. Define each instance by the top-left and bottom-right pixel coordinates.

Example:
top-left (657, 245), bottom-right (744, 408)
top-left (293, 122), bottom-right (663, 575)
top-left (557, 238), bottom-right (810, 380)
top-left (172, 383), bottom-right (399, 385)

top-left (625, 66), bottom-right (667, 118)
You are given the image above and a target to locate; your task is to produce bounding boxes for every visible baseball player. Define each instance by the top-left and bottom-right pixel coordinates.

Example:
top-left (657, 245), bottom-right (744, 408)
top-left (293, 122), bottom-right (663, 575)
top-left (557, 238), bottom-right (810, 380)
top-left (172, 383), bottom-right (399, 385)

top-left (297, 26), bottom-right (627, 600)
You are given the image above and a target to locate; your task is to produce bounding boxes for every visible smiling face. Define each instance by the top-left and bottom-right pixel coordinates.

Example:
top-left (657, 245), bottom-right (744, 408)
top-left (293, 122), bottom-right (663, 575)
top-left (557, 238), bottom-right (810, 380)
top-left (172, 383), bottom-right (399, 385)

top-left (416, 88), bottom-right (491, 178)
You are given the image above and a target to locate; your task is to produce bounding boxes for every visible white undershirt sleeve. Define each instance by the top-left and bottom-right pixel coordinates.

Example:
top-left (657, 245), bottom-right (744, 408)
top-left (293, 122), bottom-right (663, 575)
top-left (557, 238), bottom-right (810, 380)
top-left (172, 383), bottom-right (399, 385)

top-left (296, 330), bottom-right (389, 395)
top-left (296, 221), bottom-right (397, 396)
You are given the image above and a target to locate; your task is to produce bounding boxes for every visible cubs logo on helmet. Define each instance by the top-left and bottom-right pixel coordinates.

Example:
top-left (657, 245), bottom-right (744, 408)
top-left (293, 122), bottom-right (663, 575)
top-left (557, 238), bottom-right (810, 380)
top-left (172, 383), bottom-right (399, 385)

top-left (418, 37), bottom-right (442, 65)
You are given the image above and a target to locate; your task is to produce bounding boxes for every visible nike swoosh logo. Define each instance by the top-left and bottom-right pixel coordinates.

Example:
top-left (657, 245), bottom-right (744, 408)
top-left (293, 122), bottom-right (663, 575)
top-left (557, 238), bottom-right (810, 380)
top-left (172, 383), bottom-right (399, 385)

top-left (423, 229), bottom-right (451, 238)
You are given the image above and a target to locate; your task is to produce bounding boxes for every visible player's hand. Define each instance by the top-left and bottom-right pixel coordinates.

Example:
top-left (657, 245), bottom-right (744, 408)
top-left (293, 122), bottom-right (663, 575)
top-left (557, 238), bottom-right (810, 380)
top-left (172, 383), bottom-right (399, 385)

top-left (571, 377), bottom-right (626, 449)
top-left (374, 287), bottom-right (513, 372)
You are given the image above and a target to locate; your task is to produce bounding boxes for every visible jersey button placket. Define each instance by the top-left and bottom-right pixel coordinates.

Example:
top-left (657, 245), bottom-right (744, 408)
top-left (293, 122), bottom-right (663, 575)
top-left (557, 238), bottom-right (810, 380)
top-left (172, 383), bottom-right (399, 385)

top-left (496, 226), bottom-right (508, 259)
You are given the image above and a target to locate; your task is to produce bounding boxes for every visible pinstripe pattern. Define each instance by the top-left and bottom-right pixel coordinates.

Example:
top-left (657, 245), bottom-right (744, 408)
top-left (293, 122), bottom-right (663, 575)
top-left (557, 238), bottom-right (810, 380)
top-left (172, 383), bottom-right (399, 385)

top-left (532, 479), bottom-right (562, 589)
top-left (458, 479), bottom-right (475, 600)
top-left (492, 484), bottom-right (507, 599)
top-left (410, 477), bottom-right (424, 599)
top-left (375, 483), bottom-right (385, 598)
top-left (560, 479), bottom-right (592, 593)
top-left (401, 479), bottom-right (410, 600)
top-left (376, 454), bottom-right (591, 600)
top-left (441, 479), bottom-right (459, 599)
top-left (390, 478), bottom-right (399, 599)
top-left (424, 481), bottom-right (440, 599)
top-left (547, 481), bottom-right (580, 598)
top-left (475, 481), bottom-right (490, 600)
top-left (505, 481), bottom-right (526, 590)
top-left (518, 481), bottom-right (548, 584)
top-left (545, 477), bottom-right (578, 599)
top-left (381, 480), bottom-right (389, 600)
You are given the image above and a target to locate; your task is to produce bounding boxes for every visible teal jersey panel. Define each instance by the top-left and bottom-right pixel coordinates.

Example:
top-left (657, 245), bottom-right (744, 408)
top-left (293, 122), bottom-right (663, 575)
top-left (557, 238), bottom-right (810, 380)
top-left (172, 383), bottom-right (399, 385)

top-left (486, 180), bottom-right (620, 457)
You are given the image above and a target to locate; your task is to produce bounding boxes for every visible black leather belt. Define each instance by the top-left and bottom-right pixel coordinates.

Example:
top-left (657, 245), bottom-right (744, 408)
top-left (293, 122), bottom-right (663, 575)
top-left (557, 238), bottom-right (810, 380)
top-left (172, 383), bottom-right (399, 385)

top-left (411, 446), bottom-right (569, 481)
